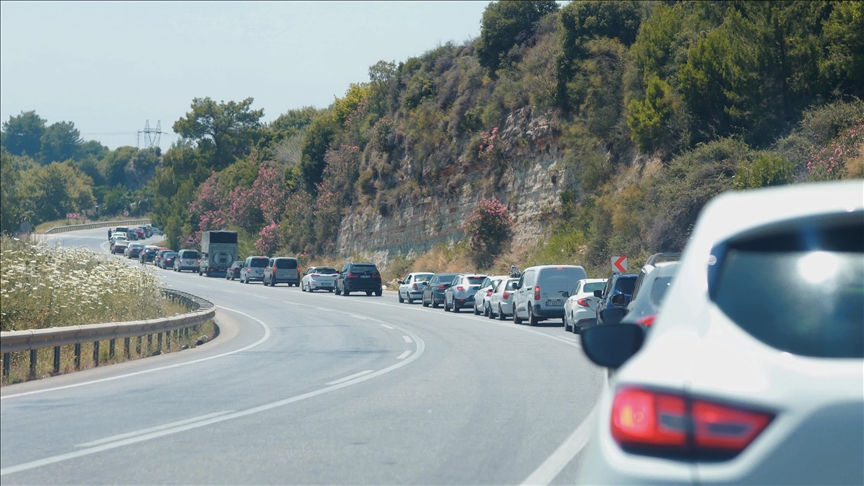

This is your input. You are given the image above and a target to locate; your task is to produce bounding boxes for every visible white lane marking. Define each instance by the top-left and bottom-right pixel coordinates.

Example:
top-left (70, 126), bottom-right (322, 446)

top-left (402, 335), bottom-right (413, 343)
top-left (325, 369), bottom-right (374, 385)
top-left (0, 324), bottom-right (425, 477)
top-left (561, 336), bottom-right (578, 342)
top-left (1, 306), bottom-right (271, 400)
top-left (350, 314), bottom-right (368, 320)
top-left (520, 405), bottom-right (598, 486)
top-left (380, 324), bottom-right (394, 330)
top-left (396, 350), bottom-right (411, 360)
top-left (76, 411), bottom-right (232, 447)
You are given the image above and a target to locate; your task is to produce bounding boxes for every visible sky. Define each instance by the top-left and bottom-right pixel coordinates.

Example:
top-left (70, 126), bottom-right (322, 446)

top-left (1, 1), bottom-right (490, 150)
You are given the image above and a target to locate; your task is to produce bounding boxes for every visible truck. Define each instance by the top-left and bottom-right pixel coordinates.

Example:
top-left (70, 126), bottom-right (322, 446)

top-left (199, 230), bottom-right (238, 277)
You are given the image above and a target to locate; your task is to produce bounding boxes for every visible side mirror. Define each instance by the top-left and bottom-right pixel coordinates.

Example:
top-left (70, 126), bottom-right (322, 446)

top-left (581, 324), bottom-right (645, 368)
top-left (562, 291), bottom-right (569, 298)
top-left (611, 294), bottom-right (626, 306)
top-left (599, 307), bottom-right (628, 325)
top-left (593, 290), bottom-right (603, 298)
top-left (398, 280), bottom-right (404, 285)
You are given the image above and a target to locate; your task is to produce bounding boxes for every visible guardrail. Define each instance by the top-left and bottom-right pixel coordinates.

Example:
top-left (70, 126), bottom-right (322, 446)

top-left (43, 219), bottom-right (151, 234)
top-left (1, 289), bottom-right (214, 380)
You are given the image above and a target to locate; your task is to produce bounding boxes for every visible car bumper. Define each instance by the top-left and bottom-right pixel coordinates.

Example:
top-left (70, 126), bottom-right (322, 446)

top-left (345, 281), bottom-right (381, 291)
top-left (531, 304), bottom-right (564, 319)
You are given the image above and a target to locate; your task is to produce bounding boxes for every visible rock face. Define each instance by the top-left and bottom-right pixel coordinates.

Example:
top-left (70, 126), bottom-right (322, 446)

top-left (336, 108), bottom-right (569, 258)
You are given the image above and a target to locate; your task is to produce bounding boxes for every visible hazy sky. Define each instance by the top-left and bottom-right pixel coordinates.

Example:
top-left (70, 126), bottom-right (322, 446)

top-left (1, 1), bottom-right (490, 150)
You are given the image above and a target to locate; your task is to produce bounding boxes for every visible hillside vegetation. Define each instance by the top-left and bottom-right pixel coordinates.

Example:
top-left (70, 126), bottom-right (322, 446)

top-left (3, 1), bottom-right (862, 275)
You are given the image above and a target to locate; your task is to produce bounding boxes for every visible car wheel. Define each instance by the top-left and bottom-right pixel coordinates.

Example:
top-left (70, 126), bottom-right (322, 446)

top-left (444, 299), bottom-right (450, 312)
top-left (423, 296), bottom-right (429, 307)
top-left (528, 307), bottom-right (538, 326)
top-left (564, 314), bottom-right (572, 333)
top-left (432, 298), bottom-right (439, 309)
top-left (474, 304), bottom-right (480, 315)
top-left (398, 292), bottom-right (404, 303)
top-left (484, 303), bottom-right (491, 317)
top-left (407, 296), bottom-right (413, 304)
top-left (375, 290), bottom-right (382, 297)
top-left (453, 302), bottom-right (459, 313)
top-left (328, 289), bottom-right (334, 293)
top-left (302, 283), bottom-right (307, 292)
top-left (335, 285), bottom-right (341, 295)
top-left (488, 306), bottom-right (495, 319)
top-left (513, 308), bottom-right (523, 324)
top-left (366, 291), bottom-right (372, 296)
top-left (498, 305), bottom-right (506, 321)
top-left (343, 288), bottom-right (350, 296)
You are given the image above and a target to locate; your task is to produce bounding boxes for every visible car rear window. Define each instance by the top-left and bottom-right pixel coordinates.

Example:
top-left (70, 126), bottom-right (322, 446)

top-left (505, 280), bottom-right (519, 291)
top-left (165, 252), bottom-right (176, 258)
top-left (314, 267), bottom-right (337, 274)
top-left (650, 277), bottom-right (674, 306)
top-left (415, 274), bottom-right (433, 282)
top-left (584, 282), bottom-right (605, 293)
top-left (710, 214), bottom-right (863, 358)
top-left (182, 251), bottom-right (199, 259)
top-left (275, 259), bottom-right (298, 269)
top-left (614, 277), bottom-right (636, 294)
top-left (351, 265), bottom-right (378, 273)
top-left (250, 258), bottom-right (268, 267)
top-left (466, 277), bottom-right (485, 285)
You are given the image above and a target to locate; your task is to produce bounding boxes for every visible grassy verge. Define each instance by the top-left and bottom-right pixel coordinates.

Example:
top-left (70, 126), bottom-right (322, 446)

top-left (1, 320), bottom-right (217, 386)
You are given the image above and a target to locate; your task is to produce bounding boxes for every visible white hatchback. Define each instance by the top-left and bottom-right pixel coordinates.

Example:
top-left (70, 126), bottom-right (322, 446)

top-left (577, 180), bottom-right (864, 485)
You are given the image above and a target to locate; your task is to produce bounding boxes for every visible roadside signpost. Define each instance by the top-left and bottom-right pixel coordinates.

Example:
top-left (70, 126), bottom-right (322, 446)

top-left (611, 255), bottom-right (628, 274)
top-left (65, 213), bottom-right (80, 219)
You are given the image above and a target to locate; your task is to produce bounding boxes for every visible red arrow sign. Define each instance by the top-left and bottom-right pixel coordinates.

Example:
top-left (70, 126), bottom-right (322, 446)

top-left (612, 255), bottom-right (628, 273)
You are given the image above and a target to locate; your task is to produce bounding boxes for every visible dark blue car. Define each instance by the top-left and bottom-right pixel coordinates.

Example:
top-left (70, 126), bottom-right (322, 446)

top-left (594, 273), bottom-right (637, 324)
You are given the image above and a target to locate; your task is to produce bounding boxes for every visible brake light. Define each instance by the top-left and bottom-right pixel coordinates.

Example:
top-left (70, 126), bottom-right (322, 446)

top-left (457, 286), bottom-right (465, 291)
top-left (576, 298), bottom-right (590, 307)
top-left (437, 285), bottom-right (446, 290)
top-left (635, 314), bottom-right (656, 326)
top-left (311, 273), bottom-right (320, 277)
top-left (412, 283), bottom-right (418, 290)
top-left (348, 273), bottom-right (358, 278)
top-left (502, 290), bottom-right (509, 299)
top-left (534, 285), bottom-right (540, 300)
top-left (372, 273), bottom-right (381, 278)
top-left (273, 266), bottom-right (277, 273)
top-left (611, 387), bottom-right (773, 458)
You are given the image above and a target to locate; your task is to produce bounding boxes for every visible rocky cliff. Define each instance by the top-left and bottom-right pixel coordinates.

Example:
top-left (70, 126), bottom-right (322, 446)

top-left (336, 108), bottom-right (571, 259)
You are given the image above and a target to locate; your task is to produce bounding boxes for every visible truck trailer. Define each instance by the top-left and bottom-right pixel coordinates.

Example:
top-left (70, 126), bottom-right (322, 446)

top-left (200, 230), bottom-right (238, 277)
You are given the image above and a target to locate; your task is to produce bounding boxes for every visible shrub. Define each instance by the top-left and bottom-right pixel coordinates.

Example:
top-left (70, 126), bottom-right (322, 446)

top-left (462, 198), bottom-right (514, 268)
top-left (807, 121), bottom-right (864, 181)
top-left (734, 153), bottom-right (796, 189)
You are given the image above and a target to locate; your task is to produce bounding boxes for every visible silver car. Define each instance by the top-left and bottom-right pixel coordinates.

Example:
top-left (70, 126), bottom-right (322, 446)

top-left (512, 265), bottom-right (588, 326)
top-left (563, 278), bottom-right (606, 333)
top-left (472, 275), bottom-right (509, 316)
top-left (398, 272), bottom-right (434, 304)
top-left (443, 274), bottom-right (487, 313)
top-left (488, 278), bottom-right (519, 320)
top-left (577, 180), bottom-right (863, 485)
top-left (240, 256), bottom-right (269, 284)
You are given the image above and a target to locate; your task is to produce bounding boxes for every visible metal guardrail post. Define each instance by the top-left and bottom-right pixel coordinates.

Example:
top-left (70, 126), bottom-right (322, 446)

top-left (137, 336), bottom-right (142, 356)
top-left (125, 337), bottom-right (131, 358)
top-left (93, 341), bottom-right (100, 367)
top-left (3, 352), bottom-right (10, 378)
top-left (74, 343), bottom-right (81, 369)
top-left (29, 349), bottom-right (37, 379)
top-left (165, 332), bottom-right (170, 350)
top-left (147, 334), bottom-right (152, 352)
top-left (109, 339), bottom-right (115, 359)
top-left (157, 333), bottom-right (162, 352)
top-left (53, 346), bottom-right (61, 373)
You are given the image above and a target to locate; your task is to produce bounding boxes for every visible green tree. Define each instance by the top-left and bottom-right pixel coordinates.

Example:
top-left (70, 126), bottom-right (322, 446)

top-left (38, 121), bottom-right (82, 164)
top-left (476, 0), bottom-right (559, 75)
top-left (627, 76), bottom-right (679, 154)
top-left (734, 152), bottom-right (796, 190)
top-left (29, 161), bottom-right (95, 222)
top-left (299, 114), bottom-right (338, 194)
top-left (1, 111), bottom-right (46, 158)
top-left (821, 1), bottom-right (864, 99)
top-left (173, 97), bottom-right (264, 170)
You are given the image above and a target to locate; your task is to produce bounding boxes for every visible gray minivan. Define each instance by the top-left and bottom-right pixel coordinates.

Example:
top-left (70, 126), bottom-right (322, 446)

top-left (512, 265), bottom-right (588, 326)
top-left (263, 257), bottom-right (300, 287)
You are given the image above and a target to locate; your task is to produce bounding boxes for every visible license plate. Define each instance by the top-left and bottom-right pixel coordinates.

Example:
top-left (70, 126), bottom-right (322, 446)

top-left (547, 299), bottom-right (564, 306)
top-left (360, 275), bottom-right (370, 278)
top-left (321, 283), bottom-right (332, 286)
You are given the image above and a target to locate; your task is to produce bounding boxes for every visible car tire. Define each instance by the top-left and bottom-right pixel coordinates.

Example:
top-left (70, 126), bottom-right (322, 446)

top-left (366, 291), bottom-right (372, 296)
top-left (513, 308), bottom-right (523, 324)
top-left (498, 305), bottom-right (506, 321)
top-left (335, 286), bottom-right (341, 295)
top-left (444, 300), bottom-right (450, 312)
top-left (398, 292), bottom-right (404, 303)
top-left (375, 290), bottom-right (382, 297)
top-left (343, 289), bottom-right (350, 296)
top-left (564, 314), bottom-right (572, 333)
top-left (488, 306), bottom-right (495, 319)
top-left (528, 307), bottom-right (538, 326)
top-left (423, 297), bottom-right (429, 307)
top-left (474, 305), bottom-right (480, 316)
top-left (407, 296), bottom-right (413, 304)
top-left (453, 302), bottom-right (459, 313)
top-left (432, 299), bottom-right (439, 309)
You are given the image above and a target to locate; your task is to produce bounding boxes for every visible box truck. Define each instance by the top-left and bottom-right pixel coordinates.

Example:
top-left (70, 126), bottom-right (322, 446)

top-left (200, 230), bottom-right (238, 277)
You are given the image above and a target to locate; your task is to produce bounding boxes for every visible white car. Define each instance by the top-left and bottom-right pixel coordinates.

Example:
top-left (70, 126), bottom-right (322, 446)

top-left (577, 180), bottom-right (864, 485)
top-left (301, 266), bottom-right (338, 292)
top-left (563, 278), bottom-right (606, 333)
top-left (473, 275), bottom-right (509, 316)
top-left (488, 278), bottom-right (519, 320)
top-left (397, 272), bottom-right (434, 303)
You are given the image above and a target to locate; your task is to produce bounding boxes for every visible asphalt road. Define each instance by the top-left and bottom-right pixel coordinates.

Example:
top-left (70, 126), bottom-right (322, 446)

top-left (1, 228), bottom-right (606, 485)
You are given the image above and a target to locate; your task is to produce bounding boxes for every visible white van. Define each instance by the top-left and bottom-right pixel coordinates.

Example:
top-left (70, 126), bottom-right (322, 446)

top-left (512, 265), bottom-right (588, 326)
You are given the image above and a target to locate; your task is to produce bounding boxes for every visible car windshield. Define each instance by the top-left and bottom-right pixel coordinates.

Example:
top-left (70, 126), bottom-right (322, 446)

top-left (275, 259), bottom-right (297, 269)
top-left (250, 258), bottom-right (268, 267)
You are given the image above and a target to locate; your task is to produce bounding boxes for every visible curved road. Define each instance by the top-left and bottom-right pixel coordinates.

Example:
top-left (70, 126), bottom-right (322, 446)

top-left (1, 228), bottom-right (605, 484)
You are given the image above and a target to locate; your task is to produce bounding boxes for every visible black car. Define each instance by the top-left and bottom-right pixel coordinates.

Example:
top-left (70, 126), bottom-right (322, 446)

top-left (594, 273), bottom-right (637, 324)
top-left (421, 273), bottom-right (459, 308)
top-left (139, 247), bottom-right (159, 264)
top-left (335, 262), bottom-right (382, 296)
